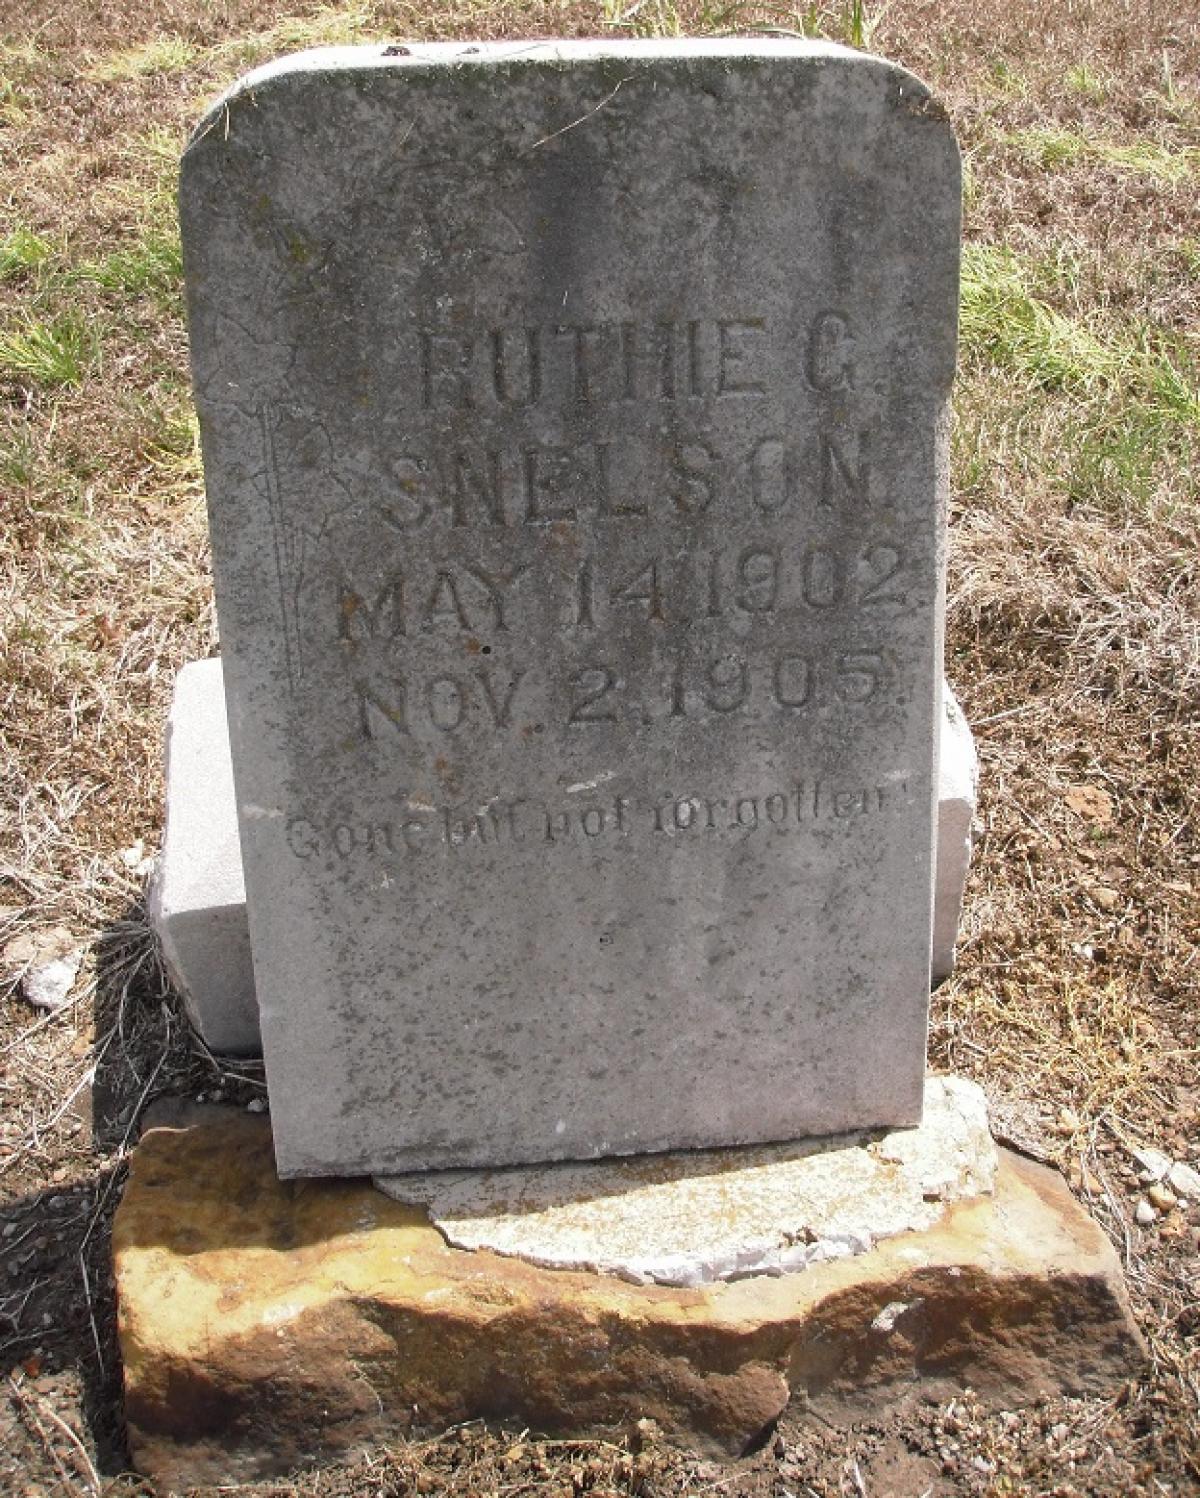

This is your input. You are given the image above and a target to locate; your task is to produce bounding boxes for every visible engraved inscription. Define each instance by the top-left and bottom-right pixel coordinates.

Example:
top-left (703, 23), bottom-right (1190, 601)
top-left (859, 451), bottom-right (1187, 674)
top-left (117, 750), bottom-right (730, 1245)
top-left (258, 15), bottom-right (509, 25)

top-left (338, 563), bottom-right (527, 639)
top-left (419, 316), bottom-right (769, 412)
top-left (806, 310), bottom-right (856, 392)
top-left (344, 426), bottom-right (878, 533)
top-left (570, 542), bottom-right (908, 630)
top-left (272, 309), bottom-right (915, 742)
top-left (350, 648), bottom-right (889, 741)
top-left (334, 541), bottom-right (909, 663)
top-left (355, 669), bottom-right (526, 739)
top-left (282, 773), bottom-right (912, 863)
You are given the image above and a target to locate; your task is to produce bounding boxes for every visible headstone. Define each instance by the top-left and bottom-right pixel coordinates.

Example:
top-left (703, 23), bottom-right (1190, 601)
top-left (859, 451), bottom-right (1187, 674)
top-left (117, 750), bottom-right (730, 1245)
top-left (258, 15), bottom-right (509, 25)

top-left (180, 39), bottom-right (961, 1177)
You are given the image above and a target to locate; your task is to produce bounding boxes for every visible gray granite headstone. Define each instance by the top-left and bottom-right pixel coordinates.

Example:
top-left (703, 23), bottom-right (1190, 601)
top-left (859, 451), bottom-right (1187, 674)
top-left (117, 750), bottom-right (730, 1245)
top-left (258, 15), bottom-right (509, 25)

top-left (181, 39), bottom-right (960, 1177)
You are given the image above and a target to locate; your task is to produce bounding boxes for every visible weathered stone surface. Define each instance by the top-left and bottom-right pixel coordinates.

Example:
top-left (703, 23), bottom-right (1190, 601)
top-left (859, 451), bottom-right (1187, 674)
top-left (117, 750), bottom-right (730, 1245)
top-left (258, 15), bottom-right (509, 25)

top-left (150, 657), bottom-right (977, 1055)
top-left (116, 1105), bottom-right (1144, 1488)
top-left (182, 39), bottom-right (961, 1174)
top-left (148, 657), bottom-right (257, 1054)
top-left (377, 1075), bottom-right (996, 1285)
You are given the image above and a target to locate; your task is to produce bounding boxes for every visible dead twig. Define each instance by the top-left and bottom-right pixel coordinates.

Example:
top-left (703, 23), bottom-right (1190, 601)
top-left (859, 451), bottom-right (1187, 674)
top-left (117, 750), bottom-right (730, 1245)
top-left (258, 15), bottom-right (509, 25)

top-left (7, 1372), bottom-right (100, 1495)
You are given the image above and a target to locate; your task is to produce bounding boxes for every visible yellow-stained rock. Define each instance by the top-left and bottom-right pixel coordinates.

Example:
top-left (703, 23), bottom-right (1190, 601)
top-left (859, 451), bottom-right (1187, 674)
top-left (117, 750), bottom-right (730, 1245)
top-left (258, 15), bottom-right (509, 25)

top-left (115, 1107), bottom-right (1144, 1489)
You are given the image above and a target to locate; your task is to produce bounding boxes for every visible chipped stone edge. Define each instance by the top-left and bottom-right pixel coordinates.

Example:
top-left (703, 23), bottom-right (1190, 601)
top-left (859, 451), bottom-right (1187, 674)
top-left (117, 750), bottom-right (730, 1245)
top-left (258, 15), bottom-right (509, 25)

top-left (379, 1076), bottom-right (998, 1289)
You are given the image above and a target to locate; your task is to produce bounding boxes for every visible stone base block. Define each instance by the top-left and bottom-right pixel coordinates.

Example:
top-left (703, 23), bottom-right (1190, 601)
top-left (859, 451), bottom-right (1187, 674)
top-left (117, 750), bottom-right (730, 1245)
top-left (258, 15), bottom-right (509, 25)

top-left (148, 658), bottom-right (979, 1056)
top-left (116, 1090), bottom-right (1142, 1489)
top-left (147, 657), bottom-right (257, 1054)
top-left (933, 686), bottom-right (979, 984)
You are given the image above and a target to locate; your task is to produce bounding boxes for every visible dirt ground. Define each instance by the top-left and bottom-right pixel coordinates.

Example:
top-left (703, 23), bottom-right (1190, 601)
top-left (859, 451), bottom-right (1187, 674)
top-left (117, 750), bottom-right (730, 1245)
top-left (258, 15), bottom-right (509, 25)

top-left (1, 1), bottom-right (1198, 1494)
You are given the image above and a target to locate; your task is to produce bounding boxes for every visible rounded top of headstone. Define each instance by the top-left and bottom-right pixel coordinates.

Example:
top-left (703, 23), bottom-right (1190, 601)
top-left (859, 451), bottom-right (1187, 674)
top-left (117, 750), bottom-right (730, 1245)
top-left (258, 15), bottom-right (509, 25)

top-left (184, 38), bottom-right (955, 162)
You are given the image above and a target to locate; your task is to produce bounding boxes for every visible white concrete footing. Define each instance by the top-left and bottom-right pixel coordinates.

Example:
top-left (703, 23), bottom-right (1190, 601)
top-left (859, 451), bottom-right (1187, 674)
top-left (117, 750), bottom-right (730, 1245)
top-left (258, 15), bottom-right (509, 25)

top-left (377, 1075), bottom-right (996, 1286)
top-left (148, 659), bottom-right (257, 1054)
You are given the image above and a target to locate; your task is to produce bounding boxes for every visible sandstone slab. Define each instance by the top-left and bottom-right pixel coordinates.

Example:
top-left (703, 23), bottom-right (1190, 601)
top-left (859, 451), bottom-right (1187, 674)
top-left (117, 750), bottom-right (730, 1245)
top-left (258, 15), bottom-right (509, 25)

top-left (149, 658), bottom-right (978, 1055)
top-left (181, 40), bottom-right (961, 1172)
top-left (116, 1103), bottom-right (1144, 1488)
top-left (377, 1075), bottom-right (997, 1285)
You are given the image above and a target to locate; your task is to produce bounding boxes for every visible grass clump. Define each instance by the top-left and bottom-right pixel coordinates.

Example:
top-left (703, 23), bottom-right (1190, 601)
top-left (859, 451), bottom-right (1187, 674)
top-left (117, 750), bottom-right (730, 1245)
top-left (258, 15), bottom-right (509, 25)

top-left (985, 58), bottom-right (1028, 98)
top-left (0, 310), bottom-right (97, 388)
top-left (0, 421), bottom-right (43, 490)
top-left (217, 3), bottom-right (383, 65)
top-left (86, 35), bottom-right (197, 82)
top-left (1064, 62), bottom-right (1108, 100)
top-left (76, 229), bottom-right (183, 307)
top-left (0, 74), bottom-right (30, 128)
top-left (960, 243), bottom-right (1199, 420)
top-left (841, 0), bottom-right (883, 48)
top-left (958, 243), bottom-right (1199, 514)
top-left (1007, 126), bottom-right (1199, 183)
top-left (0, 39), bottom-right (48, 124)
top-left (601, 0), bottom-right (684, 32)
top-left (0, 225), bottom-right (53, 281)
top-left (598, 1), bottom-right (887, 44)
top-left (106, 126), bottom-right (182, 227)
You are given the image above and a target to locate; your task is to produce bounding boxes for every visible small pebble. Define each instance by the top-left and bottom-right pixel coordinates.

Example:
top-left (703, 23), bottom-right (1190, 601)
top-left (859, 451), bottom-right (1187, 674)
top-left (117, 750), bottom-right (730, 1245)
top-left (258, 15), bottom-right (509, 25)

top-left (1167, 1161), bottom-right (1200, 1199)
top-left (1057, 1106), bottom-right (1081, 1134)
top-left (22, 950), bottom-right (83, 1012)
top-left (1148, 1183), bottom-right (1177, 1211)
top-left (1132, 1147), bottom-right (1171, 1183)
top-left (247, 1097), bottom-right (268, 1114)
top-left (1135, 1199), bottom-right (1158, 1226)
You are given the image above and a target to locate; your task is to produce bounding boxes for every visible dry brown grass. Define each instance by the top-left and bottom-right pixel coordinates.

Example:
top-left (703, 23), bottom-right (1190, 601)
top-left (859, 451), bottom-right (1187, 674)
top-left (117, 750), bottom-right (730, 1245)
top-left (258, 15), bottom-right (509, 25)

top-left (1, 0), bottom-right (1199, 1493)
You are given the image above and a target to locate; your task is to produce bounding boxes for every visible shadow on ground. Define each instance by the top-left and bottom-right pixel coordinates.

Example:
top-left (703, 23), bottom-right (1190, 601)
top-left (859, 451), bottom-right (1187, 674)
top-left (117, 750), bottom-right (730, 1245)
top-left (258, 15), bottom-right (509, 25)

top-left (2, 893), bottom-right (263, 1483)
